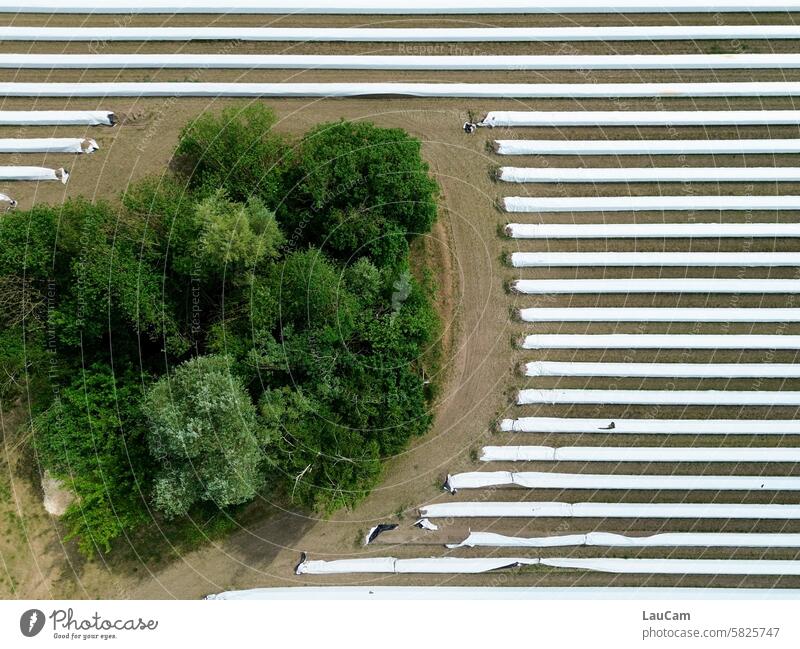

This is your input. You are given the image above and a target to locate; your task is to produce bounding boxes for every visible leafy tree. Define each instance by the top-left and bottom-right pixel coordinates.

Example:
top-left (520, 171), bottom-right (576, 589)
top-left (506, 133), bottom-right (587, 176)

top-left (144, 355), bottom-right (273, 518)
top-left (283, 120), bottom-right (438, 268)
top-left (175, 103), bottom-right (288, 204)
top-left (34, 363), bottom-right (149, 555)
top-left (194, 191), bottom-right (284, 280)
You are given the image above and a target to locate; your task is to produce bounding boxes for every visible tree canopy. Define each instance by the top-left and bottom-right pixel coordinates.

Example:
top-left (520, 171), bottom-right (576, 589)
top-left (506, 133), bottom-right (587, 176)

top-left (3, 103), bottom-right (441, 555)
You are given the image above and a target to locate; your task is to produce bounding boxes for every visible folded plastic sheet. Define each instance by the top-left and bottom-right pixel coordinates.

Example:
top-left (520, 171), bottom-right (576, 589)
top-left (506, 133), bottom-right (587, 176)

top-left (0, 110), bottom-right (113, 126)
top-left (540, 558), bottom-right (800, 576)
top-left (498, 418), bottom-right (800, 434)
top-left (503, 196), bottom-right (800, 213)
top-left (511, 278), bottom-right (800, 293)
top-left (521, 334), bottom-right (800, 350)
top-left (447, 531), bottom-right (800, 549)
top-left (524, 361), bottom-right (800, 378)
top-left (295, 557), bottom-right (539, 575)
top-left (6, 26), bottom-right (800, 42)
top-left (480, 445), bottom-right (800, 462)
top-left (510, 252), bottom-right (800, 267)
top-left (7, 82), bottom-right (800, 98)
top-left (7, 0), bottom-right (800, 13)
top-left (419, 501), bottom-right (800, 519)
top-left (446, 471), bottom-right (800, 491)
top-left (519, 308), bottom-right (800, 322)
top-left (0, 166), bottom-right (68, 183)
top-left (0, 138), bottom-right (97, 153)
top-left (499, 166), bottom-right (800, 183)
top-left (495, 138), bottom-right (800, 155)
top-left (517, 389), bottom-right (800, 406)
top-left (499, 417), bottom-right (800, 435)
top-left (482, 110), bottom-right (800, 127)
top-left (11, 53), bottom-right (800, 70)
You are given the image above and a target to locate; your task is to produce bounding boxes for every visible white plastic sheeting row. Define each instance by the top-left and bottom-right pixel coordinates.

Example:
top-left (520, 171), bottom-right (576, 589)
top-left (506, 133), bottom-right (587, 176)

top-left (480, 446), bottom-right (800, 462)
top-left (510, 252), bottom-right (800, 267)
top-left (419, 501), bottom-right (800, 519)
top-left (517, 389), bottom-right (800, 406)
top-left (7, 26), bottom-right (800, 42)
top-left (495, 139), bottom-right (800, 156)
top-left (482, 110), bottom-right (800, 127)
top-left (523, 361), bottom-right (800, 378)
top-left (0, 167), bottom-right (68, 183)
top-left (207, 586), bottom-right (800, 599)
top-left (504, 196), bottom-right (800, 213)
top-left (14, 53), bottom-right (800, 70)
top-left (511, 279), bottom-right (800, 293)
top-left (499, 417), bottom-right (800, 434)
top-left (499, 166), bottom-right (800, 183)
top-left (9, 0), bottom-right (800, 13)
top-left (296, 557), bottom-right (539, 575)
top-left (0, 110), bottom-right (114, 126)
top-left (448, 531), bottom-right (800, 549)
top-left (0, 138), bottom-right (98, 153)
top-left (9, 82), bottom-right (800, 98)
top-left (295, 556), bottom-right (800, 575)
top-left (542, 558), bottom-right (800, 576)
top-left (519, 308), bottom-right (800, 322)
top-left (303, 556), bottom-right (800, 575)
top-left (506, 222), bottom-right (800, 238)
top-left (445, 471), bottom-right (800, 491)
top-left (521, 334), bottom-right (800, 349)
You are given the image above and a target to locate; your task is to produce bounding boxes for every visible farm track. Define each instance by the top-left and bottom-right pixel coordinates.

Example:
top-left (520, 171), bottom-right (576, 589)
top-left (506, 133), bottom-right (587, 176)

top-left (4, 11), bottom-right (800, 596)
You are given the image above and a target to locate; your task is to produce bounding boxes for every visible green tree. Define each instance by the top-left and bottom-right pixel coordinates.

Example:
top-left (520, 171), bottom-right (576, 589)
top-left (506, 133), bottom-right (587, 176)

top-left (144, 355), bottom-right (272, 518)
top-left (34, 363), bottom-right (149, 555)
top-left (175, 103), bottom-right (288, 204)
top-left (283, 120), bottom-right (439, 268)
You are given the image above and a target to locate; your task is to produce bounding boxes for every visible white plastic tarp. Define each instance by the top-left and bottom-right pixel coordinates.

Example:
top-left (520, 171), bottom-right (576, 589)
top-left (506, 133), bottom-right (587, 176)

top-left (524, 361), bottom-right (800, 378)
top-left (11, 53), bottom-right (800, 70)
top-left (521, 334), bottom-right (800, 349)
top-left (8, 82), bottom-right (800, 98)
top-left (518, 307), bottom-right (800, 322)
top-left (296, 556), bottom-right (800, 575)
top-left (7, 26), bottom-right (800, 42)
top-left (503, 196), bottom-right (800, 213)
top-left (495, 139), bottom-right (800, 155)
top-left (0, 138), bottom-right (97, 153)
top-left (499, 166), bottom-right (800, 183)
top-left (482, 110), bottom-right (800, 127)
top-left (419, 501), bottom-right (800, 519)
top-left (448, 531), bottom-right (800, 549)
top-left (295, 557), bottom-right (539, 575)
top-left (517, 389), bottom-right (800, 406)
top-left (446, 471), bottom-right (800, 491)
top-left (7, 0), bottom-right (800, 13)
top-left (499, 417), bottom-right (800, 435)
top-left (540, 558), bottom-right (800, 576)
top-left (510, 252), bottom-right (800, 267)
top-left (0, 110), bottom-right (113, 126)
top-left (480, 445), bottom-right (800, 462)
top-left (511, 278), bottom-right (800, 293)
top-left (506, 222), bottom-right (800, 238)
top-left (0, 167), bottom-right (68, 183)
